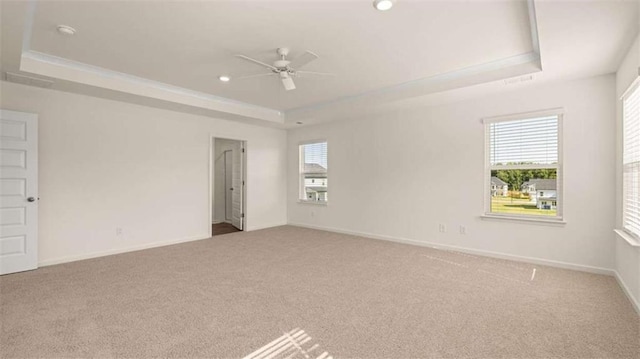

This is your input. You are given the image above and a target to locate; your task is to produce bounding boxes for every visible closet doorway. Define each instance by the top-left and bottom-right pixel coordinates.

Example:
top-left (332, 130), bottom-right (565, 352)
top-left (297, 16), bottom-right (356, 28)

top-left (212, 137), bottom-right (245, 236)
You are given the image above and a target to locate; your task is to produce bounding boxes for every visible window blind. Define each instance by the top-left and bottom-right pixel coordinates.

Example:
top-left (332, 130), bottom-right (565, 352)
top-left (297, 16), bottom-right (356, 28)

top-left (489, 116), bottom-right (559, 166)
top-left (301, 142), bottom-right (328, 171)
top-left (623, 83), bottom-right (640, 237)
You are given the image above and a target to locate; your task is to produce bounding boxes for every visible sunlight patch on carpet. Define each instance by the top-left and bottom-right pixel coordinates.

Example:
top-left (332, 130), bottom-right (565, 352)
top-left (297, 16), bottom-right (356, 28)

top-left (243, 328), bottom-right (332, 359)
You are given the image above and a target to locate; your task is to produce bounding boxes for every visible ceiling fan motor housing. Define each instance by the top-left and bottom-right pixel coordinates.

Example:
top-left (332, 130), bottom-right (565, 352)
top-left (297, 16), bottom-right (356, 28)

top-left (274, 60), bottom-right (291, 69)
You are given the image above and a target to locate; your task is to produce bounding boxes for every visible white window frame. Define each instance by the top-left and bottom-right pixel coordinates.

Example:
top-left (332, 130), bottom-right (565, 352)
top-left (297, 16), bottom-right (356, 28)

top-left (620, 79), bottom-right (640, 241)
top-left (482, 108), bottom-right (565, 223)
top-left (298, 140), bottom-right (328, 205)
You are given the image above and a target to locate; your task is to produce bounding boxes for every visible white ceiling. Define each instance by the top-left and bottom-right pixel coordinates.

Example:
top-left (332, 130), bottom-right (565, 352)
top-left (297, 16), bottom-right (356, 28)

top-left (29, 0), bottom-right (533, 111)
top-left (0, 0), bottom-right (638, 127)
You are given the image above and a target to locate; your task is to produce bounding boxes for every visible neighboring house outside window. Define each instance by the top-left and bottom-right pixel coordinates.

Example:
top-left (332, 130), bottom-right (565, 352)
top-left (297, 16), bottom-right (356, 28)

top-left (521, 179), bottom-right (557, 210)
top-left (490, 176), bottom-right (509, 197)
top-left (299, 142), bottom-right (328, 203)
top-left (303, 163), bottom-right (328, 202)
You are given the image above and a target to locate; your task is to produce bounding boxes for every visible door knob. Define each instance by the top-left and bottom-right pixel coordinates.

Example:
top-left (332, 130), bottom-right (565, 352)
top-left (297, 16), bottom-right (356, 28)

top-left (27, 197), bottom-right (36, 202)
top-left (230, 188), bottom-right (234, 191)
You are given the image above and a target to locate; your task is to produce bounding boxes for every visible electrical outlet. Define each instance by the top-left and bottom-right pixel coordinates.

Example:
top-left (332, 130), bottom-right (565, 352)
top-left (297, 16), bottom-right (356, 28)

top-left (459, 226), bottom-right (466, 235)
top-left (310, 210), bottom-right (315, 217)
top-left (438, 224), bottom-right (446, 233)
top-left (116, 227), bottom-right (123, 236)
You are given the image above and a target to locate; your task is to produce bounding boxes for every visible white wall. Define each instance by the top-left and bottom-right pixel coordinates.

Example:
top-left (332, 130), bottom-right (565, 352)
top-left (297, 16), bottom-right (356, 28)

top-left (288, 75), bottom-right (617, 272)
top-left (0, 81), bottom-right (287, 265)
top-left (615, 33), bottom-right (640, 311)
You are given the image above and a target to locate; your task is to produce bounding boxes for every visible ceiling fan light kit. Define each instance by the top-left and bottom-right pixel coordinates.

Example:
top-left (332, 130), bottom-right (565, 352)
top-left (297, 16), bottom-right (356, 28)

top-left (280, 74), bottom-right (296, 91)
top-left (234, 47), bottom-right (334, 91)
top-left (373, 0), bottom-right (394, 11)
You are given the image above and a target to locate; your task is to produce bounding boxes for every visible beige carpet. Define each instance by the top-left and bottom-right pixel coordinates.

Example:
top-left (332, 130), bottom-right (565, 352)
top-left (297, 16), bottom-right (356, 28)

top-left (1, 226), bottom-right (638, 358)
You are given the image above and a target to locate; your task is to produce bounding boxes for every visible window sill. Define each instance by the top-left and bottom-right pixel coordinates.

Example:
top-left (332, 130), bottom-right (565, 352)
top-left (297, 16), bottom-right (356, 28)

top-left (480, 214), bottom-right (566, 226)
top-left (614, 229), bottom-right (640, 247)
top-left (297, 200), bottom-right (328, 206)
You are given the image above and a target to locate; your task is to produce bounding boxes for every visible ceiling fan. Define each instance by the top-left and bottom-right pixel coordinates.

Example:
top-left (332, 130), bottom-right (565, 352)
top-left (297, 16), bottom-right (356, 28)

top-left (234, 48), bottom-right (334, 91)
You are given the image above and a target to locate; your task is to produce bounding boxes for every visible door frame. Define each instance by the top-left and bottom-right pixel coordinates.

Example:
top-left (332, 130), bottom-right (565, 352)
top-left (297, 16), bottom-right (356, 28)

top-left (223, 149), bottom-right (233, 222)
top-left (209, 135), bottom-right (247, 237)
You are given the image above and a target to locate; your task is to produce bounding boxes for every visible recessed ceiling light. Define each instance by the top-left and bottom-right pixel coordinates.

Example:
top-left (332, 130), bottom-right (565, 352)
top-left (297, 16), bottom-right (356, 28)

top-left (373, 0), bottom-right (394, 11)
top-left (218, 75), bottom-right (231, 82)
top-left (56, 25), bottom-right (76, 36)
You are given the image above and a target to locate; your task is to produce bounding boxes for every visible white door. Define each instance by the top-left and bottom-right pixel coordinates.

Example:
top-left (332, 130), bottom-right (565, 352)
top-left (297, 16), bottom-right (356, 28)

top-left (0, 110), bottom-right (38, 275)
top-left (230, 142), bottom-right (244, 230)
top-left (224, 150), bottom-right (233, 221)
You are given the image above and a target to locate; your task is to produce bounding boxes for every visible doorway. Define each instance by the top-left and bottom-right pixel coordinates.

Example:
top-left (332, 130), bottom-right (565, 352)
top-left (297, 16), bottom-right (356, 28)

top-left (212, 137), bottom-right (245, 236)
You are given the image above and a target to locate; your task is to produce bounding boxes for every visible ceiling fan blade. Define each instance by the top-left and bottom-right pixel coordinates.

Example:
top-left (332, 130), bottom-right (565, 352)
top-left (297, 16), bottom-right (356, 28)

top-left (296, 70), bottom-right (336, 77)
top-left (281, 76), bottom-right (296, 91)
top-left (235, 72), bottom-right (276, 80)
top-left (289, 51), bottom-right (319, 69)
top-left (235, 55), bottom-right (277, 71)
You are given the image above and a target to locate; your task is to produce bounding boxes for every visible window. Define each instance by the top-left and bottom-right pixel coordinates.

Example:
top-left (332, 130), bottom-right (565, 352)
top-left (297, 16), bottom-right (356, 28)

top-left (623, 83), bottom-right (640, 238)
top-left (484, 110), bottom-right (563, 220)
top-left (299, 141), bottom-right (328, 203)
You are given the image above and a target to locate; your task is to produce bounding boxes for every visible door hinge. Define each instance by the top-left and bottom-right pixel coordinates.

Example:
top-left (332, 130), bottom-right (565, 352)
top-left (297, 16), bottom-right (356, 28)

top-left (242, 180), bottom-right (245, 186)
top-left (241, 213), bottom-right (245, 218)
top-left (242, 148), bottom-right (245, 153)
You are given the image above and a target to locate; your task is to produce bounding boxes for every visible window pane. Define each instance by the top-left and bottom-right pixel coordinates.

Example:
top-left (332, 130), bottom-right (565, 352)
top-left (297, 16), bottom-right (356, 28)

top-left (490, 169), bottom-right (557, 217)
top-left (303, 142), bottom-right (327, 170)
top-left (300, 142), bottom-right (327, 202)
top-left (623, 84), bottom-right (640, 237)
top-left (490, 116), bottom-right (558, 166)
top-left (623, 160), bottom-right (640, 237)
top-left (303, 175), bottom-right (328, 202)
top-left (623, 85), bottom-right (640, 165)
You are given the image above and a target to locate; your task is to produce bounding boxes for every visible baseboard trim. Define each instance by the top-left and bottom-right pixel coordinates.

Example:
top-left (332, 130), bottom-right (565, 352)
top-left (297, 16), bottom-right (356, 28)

top-left (247, 222), bottom-right (288, 232)
top-left (288, 222), bottom-right (614, 276)
top-left (614, 271), bottom-right (640, 315)
top-left (38, 234), bottom-right (209, 267)
top-left (38, 222), bottom-right (287, 267)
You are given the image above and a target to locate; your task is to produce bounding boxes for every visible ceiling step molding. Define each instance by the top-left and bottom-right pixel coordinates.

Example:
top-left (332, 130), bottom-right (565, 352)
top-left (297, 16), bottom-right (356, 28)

top-left (20, 51), bottom-right (284, 124)
top-left (286, 52), bottom-right (542, 123)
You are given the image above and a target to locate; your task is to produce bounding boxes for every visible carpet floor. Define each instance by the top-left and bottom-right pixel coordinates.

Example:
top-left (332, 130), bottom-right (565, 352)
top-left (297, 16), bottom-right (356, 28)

top-left (1, 226), bottom-right (638, 358)
top-left (212, 222), bottom-right (242, 237)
